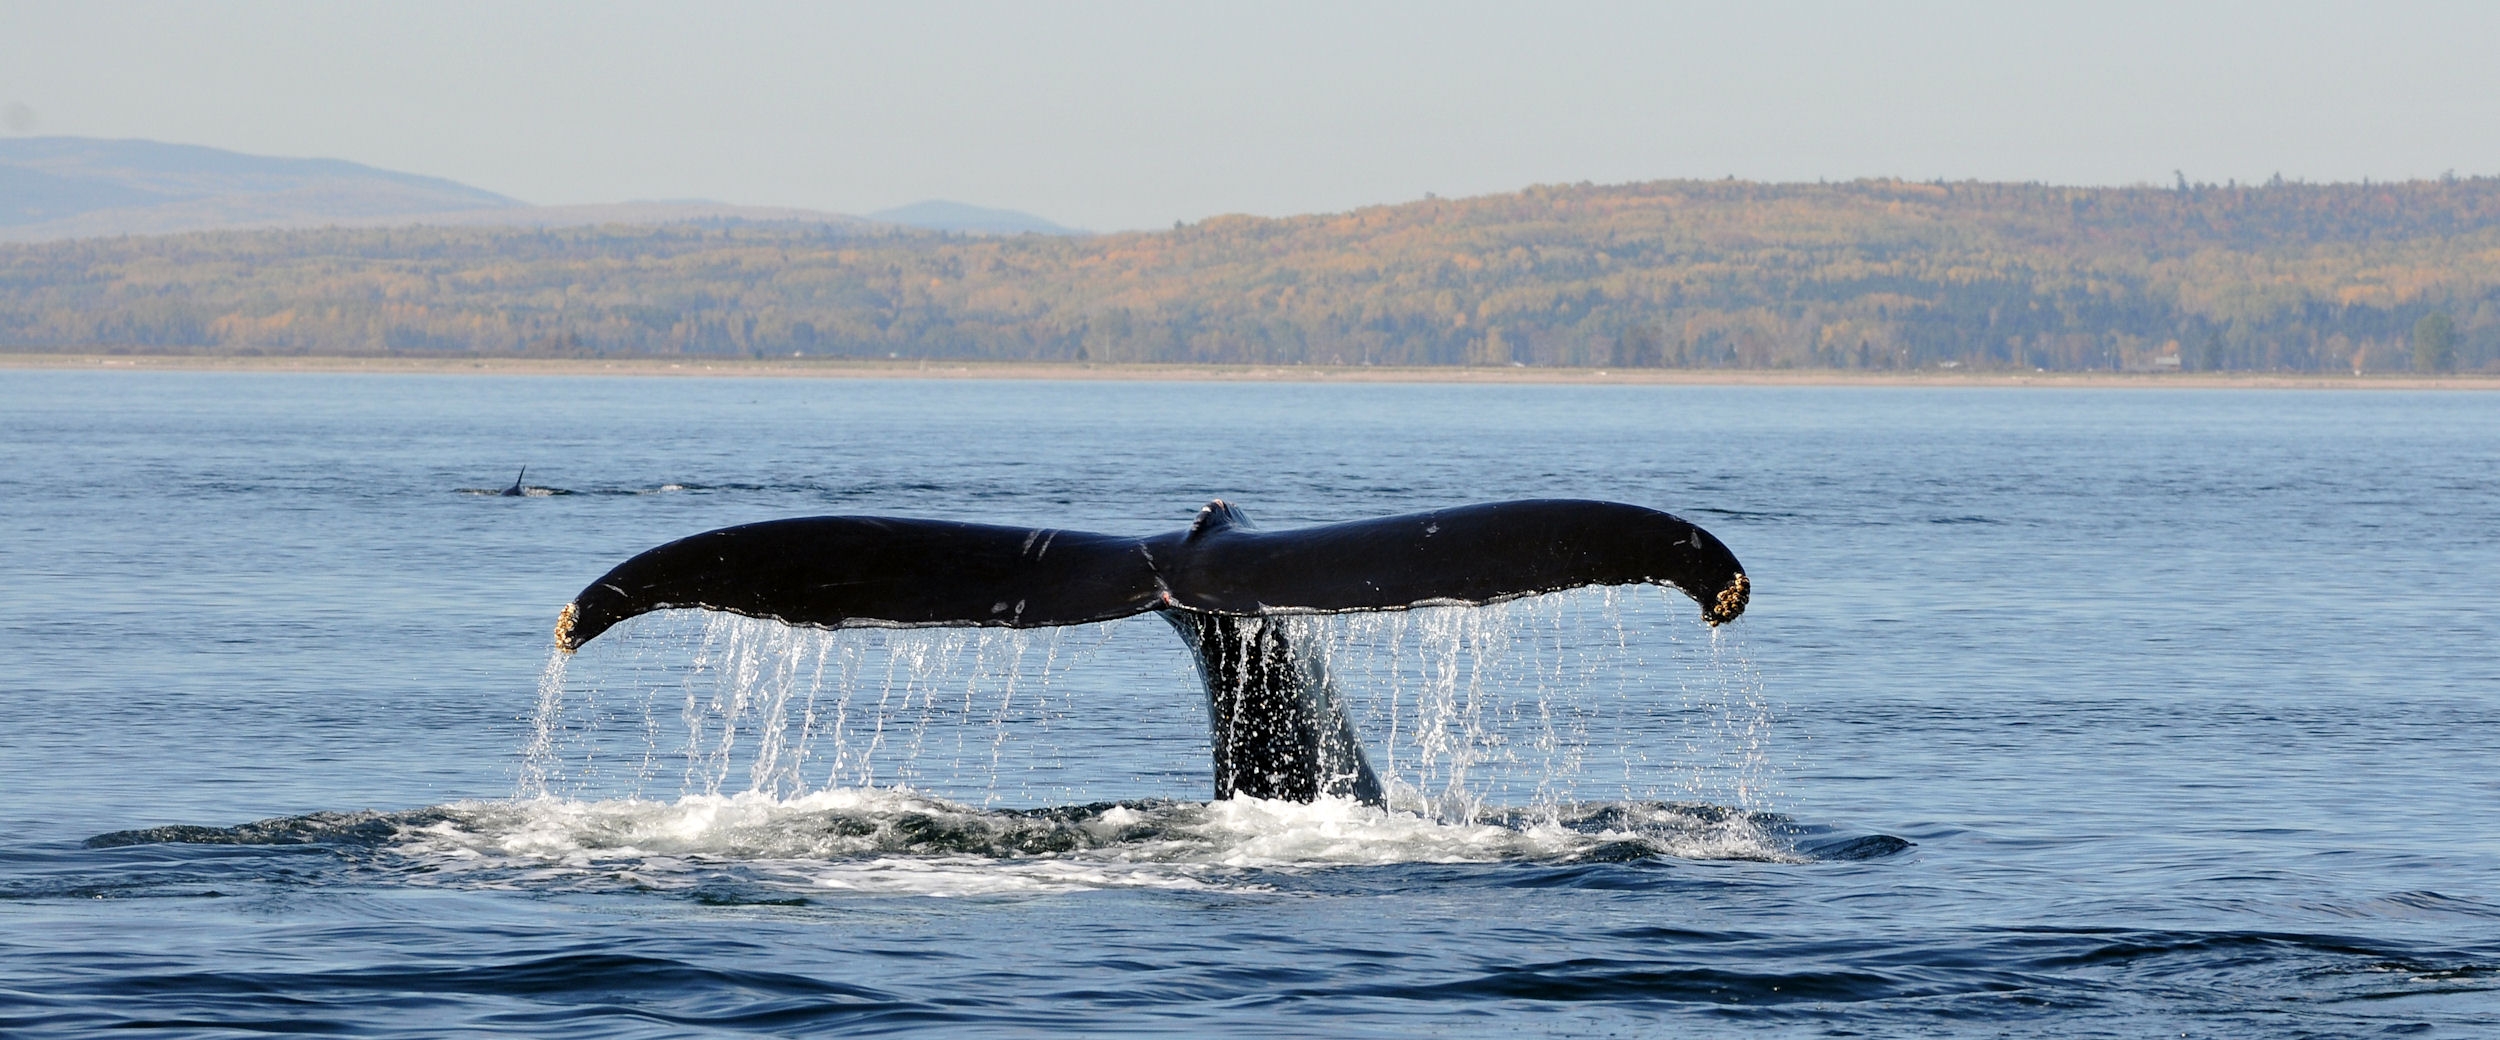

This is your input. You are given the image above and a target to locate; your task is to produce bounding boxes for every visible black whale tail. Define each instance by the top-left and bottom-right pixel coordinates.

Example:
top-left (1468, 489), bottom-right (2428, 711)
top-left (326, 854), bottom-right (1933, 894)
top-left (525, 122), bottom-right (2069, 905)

top-left (553, 499), bottom-right (1747, 806)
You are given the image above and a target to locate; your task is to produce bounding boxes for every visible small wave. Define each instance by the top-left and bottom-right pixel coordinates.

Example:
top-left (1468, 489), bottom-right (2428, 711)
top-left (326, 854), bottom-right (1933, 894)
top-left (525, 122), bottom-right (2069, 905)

top-left (85, 809), bottom-right (460, 849)
top-left (1691, 507), bottom-right (1806, 523)
top-left (84, 791), bottom-right (1907, 898)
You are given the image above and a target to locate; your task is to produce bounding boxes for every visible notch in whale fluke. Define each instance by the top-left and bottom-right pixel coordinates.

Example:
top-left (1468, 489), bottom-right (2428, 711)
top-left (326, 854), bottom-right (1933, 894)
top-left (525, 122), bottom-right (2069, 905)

top-left (552, 499), bottom-right (1748, 653)
top-left (549, 499), bottom-right (1748, 806)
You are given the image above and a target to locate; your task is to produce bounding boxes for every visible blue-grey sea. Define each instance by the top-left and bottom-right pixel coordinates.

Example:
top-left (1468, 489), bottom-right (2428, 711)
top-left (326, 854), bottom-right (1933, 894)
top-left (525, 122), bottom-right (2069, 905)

top-left (3, 370), bottom-right (2495, 1038)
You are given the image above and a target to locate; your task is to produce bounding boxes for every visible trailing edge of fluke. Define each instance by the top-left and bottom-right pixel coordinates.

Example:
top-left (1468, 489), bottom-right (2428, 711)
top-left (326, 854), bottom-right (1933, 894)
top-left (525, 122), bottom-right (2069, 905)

top-left (553, 499), bottom-right (1748, 805)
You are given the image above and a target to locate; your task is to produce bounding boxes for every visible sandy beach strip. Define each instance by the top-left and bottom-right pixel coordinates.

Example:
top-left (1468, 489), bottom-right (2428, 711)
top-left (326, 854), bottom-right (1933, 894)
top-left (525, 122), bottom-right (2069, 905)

top-left (7, 352), bottom-right (2498, 390)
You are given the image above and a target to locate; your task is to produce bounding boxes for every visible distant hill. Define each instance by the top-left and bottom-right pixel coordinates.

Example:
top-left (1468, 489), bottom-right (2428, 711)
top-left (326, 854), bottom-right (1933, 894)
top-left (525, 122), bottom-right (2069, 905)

top-left (354, 200), bottom-right (871, 232)
top-left (0, 137), bottom-right (520, 240)
top-left (869, 199), bottom-right (1083, 236)
top-left (0, 137), bottom-right (869, 241)
top-left (4, 177), bottom-right (2497, 372)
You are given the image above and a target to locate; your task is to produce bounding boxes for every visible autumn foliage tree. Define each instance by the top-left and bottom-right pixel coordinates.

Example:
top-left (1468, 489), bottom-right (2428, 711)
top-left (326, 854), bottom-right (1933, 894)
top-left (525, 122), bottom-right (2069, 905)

top-left (4, 176), bottom-right (2499, 371)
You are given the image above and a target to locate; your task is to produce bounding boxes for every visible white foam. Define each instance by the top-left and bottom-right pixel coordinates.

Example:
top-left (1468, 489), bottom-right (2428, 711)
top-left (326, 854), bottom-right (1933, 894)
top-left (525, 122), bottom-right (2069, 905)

top-left (383, 787), bottom-right (1799, 899)
top-left (803, 857), bottom-right (1235, 897)
top-left (1184, 795), bottom-right (1523, 866)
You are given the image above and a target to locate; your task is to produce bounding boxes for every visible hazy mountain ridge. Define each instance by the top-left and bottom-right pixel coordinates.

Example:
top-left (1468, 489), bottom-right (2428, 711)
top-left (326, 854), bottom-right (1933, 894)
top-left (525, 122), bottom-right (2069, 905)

top-left (0, 137), bottom-right (515, 204)
top-left (4, 174), bottom-right (2497, 372)
top-left (869, 200), bottom-right (1084, 236)
top-left (0, 137), bottom-right (917, 241)
top-left (1, 162), bottom-right (166, 223)
top-left (0, 137), bottom-right (521, 239)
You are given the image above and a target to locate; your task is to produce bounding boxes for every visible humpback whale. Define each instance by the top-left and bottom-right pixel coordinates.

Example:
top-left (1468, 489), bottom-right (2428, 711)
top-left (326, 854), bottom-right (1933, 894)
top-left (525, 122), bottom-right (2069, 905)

top-left (555, 499), bottom-right (1748, 806)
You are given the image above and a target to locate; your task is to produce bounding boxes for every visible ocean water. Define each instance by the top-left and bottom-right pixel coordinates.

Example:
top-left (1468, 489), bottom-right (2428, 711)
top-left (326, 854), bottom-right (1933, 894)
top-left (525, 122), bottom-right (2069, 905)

top-left (2, 370), bottom-right (2495, 1037)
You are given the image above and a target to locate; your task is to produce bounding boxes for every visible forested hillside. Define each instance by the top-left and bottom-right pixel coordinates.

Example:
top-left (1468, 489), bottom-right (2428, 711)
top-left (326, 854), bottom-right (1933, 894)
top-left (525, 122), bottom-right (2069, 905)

top-left (6, 177), bottom-right (2498, 371)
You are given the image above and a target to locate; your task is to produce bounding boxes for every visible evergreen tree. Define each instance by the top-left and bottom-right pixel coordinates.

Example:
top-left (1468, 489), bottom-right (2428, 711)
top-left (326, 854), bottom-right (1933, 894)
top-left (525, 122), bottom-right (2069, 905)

top-left (2414, 312), bottom-right (2457, 373)
top-left (2191, 331), bottom-right (2225, 372)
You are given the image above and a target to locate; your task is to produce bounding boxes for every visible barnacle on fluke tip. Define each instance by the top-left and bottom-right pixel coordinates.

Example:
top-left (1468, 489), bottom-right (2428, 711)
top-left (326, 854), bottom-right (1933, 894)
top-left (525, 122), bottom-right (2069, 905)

top-left (1711, 572), bottom-right (1751, 626)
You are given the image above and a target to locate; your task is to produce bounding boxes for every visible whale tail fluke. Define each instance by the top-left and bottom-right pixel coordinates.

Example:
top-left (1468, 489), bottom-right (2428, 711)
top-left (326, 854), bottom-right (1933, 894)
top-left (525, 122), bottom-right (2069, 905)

top-left (552, 500), bottom-right (1747, 806)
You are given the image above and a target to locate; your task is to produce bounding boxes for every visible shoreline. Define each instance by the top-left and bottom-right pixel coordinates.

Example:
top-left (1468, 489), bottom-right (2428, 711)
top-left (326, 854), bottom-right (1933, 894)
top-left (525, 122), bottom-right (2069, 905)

top-left (8, 352), bottom-right (2498, 390)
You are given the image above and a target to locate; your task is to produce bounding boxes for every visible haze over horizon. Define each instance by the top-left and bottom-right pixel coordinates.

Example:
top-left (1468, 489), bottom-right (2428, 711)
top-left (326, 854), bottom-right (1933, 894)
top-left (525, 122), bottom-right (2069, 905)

top-left (6, 1), bottom-right (2499, 231)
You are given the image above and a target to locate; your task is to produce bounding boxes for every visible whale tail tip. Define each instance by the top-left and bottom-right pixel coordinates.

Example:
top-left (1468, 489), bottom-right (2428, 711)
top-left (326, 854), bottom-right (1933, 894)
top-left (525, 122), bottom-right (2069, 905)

top-left (1709, 572), bottom-right (1750, 626)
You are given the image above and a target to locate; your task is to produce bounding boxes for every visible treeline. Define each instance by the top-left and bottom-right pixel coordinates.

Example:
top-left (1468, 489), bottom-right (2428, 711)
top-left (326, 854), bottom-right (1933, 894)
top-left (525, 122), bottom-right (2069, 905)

top-left (5, 176), bottom-right (2500, 371)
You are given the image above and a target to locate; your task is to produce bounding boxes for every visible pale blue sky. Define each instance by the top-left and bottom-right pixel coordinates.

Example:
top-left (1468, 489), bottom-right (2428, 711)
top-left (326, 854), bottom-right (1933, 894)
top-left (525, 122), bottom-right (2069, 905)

top-left (5, 1), bottom-right (2495, 230)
